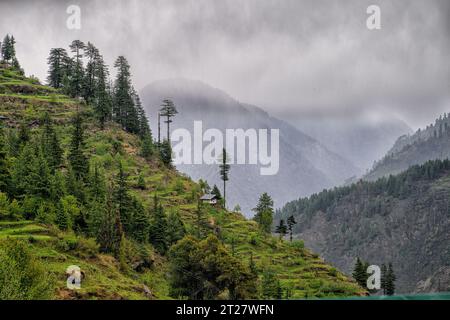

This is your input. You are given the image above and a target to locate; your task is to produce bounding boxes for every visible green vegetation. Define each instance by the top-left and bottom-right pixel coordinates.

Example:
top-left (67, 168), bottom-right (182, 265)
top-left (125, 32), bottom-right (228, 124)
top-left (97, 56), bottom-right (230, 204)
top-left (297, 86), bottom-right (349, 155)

top-left (0, 35), bottom-right (364, 300)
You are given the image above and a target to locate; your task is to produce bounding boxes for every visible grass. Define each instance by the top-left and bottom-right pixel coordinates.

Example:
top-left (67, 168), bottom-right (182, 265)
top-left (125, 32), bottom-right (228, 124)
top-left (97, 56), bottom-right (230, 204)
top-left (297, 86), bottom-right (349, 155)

top-left (0, 64), bottom-right (365, 299)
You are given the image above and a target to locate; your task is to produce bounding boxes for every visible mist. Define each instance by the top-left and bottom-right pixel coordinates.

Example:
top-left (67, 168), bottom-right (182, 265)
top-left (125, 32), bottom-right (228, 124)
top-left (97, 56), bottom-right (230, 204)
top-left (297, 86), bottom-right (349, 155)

top-left (0, 0), bottom-right (449, 129)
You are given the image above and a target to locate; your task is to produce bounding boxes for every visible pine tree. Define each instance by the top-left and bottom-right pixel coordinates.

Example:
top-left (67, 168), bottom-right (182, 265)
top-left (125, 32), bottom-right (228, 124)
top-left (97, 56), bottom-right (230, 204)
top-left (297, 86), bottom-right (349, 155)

top-left (1, 34), bottom-right (16, 63)
top-left (6, 128), bottom-right (20, 158)
top-left (93, 51), bottom-right (112, 128)
top-left (134, 92), bottom-right (150, 138)
top-left (140, 134), bottom-right (153, 160)
top-left (352, 258), bottom-right (367, 288)
top-left (159, 99), bottom-right (178, 142)
top-left (17, 121), bottom-right (30, 147)
top-left (1, 35), bottom-right (10, 61)
top-left (252, 193), bottom-right (274, 233)
top-left (275, 219), bottom-right (287, 240)
top-left (287, 215), bottom-right (297, 242)
top-left (12, 57), bottom-right (23, 75)
top-left (167, 210), bottom-right (186, 246)
top-left (194, 198), bottom-right (207, 239)
top-left (68, 113), bottom-right (88, 181)
top-left (0, 126), bottom-right (11, 195)
top-left (211, 184), bottom-right (222, 199)
top-left (10, 142), bottom-right (35, 197)
top-left (380, 263), bottom-right (387, 295)
top-left (113, 56), bottom-right (139, 133)
top-left (159, 139), bottom-right (172, 167)
top-left (219, 148), bottom-right (230, 209)
top-left (55, 201), bottom-right (69, 231)
top-left (47, 48), bottom-right (70, 89)
top-left (131, 198), bottom-right (149, 243)
top-left (40, 113), bottom-right (63, 172)
top-left (88, 164), bottom-right (106, 202)
top-left (68, 40), bottom-right (85, 97)
top-left (113, 162), bottom-right (133, 235)
top-left (261, 269), bottom-right (278, 299)
top-left (385, 263), bottom-right (396, 295)
top-left (150, 196), bottom-right (168, 254)
top-left (82, 42), bottom-right (99, 103)
top-left (27, 150), bottom-right (52, 199)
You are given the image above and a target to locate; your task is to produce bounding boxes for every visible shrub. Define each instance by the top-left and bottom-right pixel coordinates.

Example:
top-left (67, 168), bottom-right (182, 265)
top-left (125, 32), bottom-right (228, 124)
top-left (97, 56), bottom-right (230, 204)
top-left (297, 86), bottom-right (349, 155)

top-left (0, 239), bottom-right (54, 299)
top-left (249, 233), bottom-right (259, 246)
top-left (290, 240), bottom-right (305, 250)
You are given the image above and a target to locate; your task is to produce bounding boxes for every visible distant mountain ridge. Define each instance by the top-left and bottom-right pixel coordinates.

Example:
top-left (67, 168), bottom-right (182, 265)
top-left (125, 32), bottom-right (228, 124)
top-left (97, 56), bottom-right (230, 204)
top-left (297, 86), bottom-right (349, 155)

top-left (365, 112), bottom-right (450, 181)
top-left (277, 159), bottom-right (450, 293)
top-left (140, 78), bottom-right (359, 216)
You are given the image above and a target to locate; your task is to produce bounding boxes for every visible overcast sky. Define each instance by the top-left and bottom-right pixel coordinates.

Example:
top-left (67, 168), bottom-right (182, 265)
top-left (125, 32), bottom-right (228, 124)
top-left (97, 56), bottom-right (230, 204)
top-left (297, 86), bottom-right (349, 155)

top-left (1, 0), bottom-right (449, 129)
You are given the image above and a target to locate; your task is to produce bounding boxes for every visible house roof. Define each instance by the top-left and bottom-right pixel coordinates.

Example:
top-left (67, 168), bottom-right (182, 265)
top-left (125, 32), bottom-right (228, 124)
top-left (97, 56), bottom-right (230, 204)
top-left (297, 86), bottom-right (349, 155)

top-left (200, 193), bottom-right (217, 200)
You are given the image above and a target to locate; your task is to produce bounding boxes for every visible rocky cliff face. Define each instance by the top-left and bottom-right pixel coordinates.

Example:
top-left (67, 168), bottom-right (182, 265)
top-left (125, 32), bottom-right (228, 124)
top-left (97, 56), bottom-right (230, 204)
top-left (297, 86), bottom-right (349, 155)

top-left (278, 161), bottom-right (450, 293)
top-left (415, 267), bottom-right (450, 293)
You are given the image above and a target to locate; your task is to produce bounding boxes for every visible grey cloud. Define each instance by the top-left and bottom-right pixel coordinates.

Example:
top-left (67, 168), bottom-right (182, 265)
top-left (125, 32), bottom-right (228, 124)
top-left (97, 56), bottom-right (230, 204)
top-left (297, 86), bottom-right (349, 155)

top-left (0, 0), bottom-right (448, 128)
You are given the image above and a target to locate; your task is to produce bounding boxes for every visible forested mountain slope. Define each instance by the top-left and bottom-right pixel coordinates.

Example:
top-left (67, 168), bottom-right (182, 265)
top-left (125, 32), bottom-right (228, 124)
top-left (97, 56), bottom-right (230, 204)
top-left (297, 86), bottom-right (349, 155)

top-left (0, 52), bottom-right (363, 299)
top-left (141, 78), bottom-right (359, 216)
top-left (365, 113), bottom-right (450, 181)
top-left (277, 159), bottom-right (450, 293)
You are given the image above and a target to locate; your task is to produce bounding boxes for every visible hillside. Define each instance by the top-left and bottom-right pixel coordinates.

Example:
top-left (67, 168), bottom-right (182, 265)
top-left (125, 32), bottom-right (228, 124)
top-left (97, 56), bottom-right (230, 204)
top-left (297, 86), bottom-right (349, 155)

top-left (140, 78), bottom-right (359, 216)
top-left (365, 113), bottom-right (450, 181)
top-left (277, 159), bottom-right (450, 293)
top-left (0, 63), bottom-right (364, 299)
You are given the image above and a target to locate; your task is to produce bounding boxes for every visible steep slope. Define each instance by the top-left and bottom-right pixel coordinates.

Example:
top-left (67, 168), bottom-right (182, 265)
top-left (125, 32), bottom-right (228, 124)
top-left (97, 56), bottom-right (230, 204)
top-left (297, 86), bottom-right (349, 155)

top-left (140, 78), bottom-right (358, 216)
top-left (0, 65), bottom-right (364, 299)
top-left (365, 113), bottom-right (450, 181)
top-left (277, 159), bottom-right (450, 293)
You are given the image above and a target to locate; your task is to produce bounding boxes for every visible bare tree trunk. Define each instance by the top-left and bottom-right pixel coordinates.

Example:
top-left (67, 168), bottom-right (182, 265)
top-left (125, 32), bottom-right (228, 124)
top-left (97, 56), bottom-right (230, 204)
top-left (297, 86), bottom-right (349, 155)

top-left (157, 113), bottom-right (160, 144)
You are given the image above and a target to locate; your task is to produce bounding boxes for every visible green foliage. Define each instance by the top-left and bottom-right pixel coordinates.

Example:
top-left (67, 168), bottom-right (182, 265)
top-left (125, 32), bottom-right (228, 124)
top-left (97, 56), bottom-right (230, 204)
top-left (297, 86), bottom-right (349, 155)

top-left (137, 173), bottom-right (146, 190)
top-left (261, 268), bottom-right (280, 299)
top-left (0, 126), bottom-right (11, 195)
top-left (47, 47), bottom-right (70, 89)
top-left (219, 148), bottom-right (230, 208)
top-left (0, 53), bottom-right (364, 300)
top-left (68, 113), bottom-right (89, 181)
top-left (253, 192), bottom-right (274, 233)
top-left (0, 192), bottom-right (10, 219)
top-left (385, 263), bottom-right (396, 295)
top-left (167, 209), bottom-right (186, 246)
top-left (0, 239), bottom-right (54, 300)
top-left (352, 257), bottom-right (368, 289)
top-left (168, 235), bottom-right (258, 300)
top-left (159, 139), bottom-right (172, 167)
top-left (211, 184), bottom-right (222, 199)
top-left (149, 196), bottom-right (168, 254)
top-left (275, 219), bottom-right (287, 240)
top-left (140, 134), bottom-right (153, 159)
top-left (159, 99), bottom-right (178, 141)
top-left (287, 215), bottom-right (297, 242)
top-left (1, 34), bottom-right (16, 63)
top-left (40, 112), bottom-right (63, 172)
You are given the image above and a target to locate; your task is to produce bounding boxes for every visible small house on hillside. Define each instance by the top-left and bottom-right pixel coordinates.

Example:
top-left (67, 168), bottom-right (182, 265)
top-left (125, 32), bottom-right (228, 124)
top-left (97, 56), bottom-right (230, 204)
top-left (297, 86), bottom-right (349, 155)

top-left (200, 193), bottom-right (218, 205)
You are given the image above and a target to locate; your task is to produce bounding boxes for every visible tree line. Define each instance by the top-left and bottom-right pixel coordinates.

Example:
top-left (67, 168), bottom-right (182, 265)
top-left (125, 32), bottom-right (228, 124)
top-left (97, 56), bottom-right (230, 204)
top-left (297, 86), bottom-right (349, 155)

top-left (352, 258), bottom-right (396, 296)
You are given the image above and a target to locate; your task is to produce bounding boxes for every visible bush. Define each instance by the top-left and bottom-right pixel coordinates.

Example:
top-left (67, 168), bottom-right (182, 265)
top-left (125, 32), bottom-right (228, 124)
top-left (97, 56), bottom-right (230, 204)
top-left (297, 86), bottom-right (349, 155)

top-left (290, 240), bottom-right (305, 250)
top-left (0, 239), bottom-right (54, 299)
top-left (249, 233), bottom-right (259, 246)
top-left (74, 237), bottom-right (99, 258)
